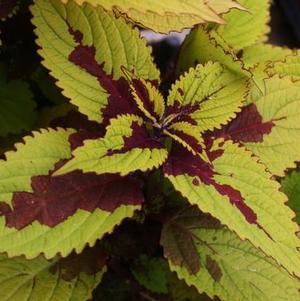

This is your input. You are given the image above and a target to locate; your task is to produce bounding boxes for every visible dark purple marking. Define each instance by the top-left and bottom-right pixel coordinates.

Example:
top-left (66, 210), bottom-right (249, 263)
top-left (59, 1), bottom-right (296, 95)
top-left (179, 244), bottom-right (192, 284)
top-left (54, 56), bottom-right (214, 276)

top-left (0, 169), bottom-right (143, 229)
top-left (211, 104), bottom-right (275, 143)
top-left (130, 78), bottom-right (161, 121)
top-left (68, 28), bottom-right (141, 126)
top-left (164, 143), bottom-right (259, 225)
top-left (167, 128), bottom-right (203, 154)
top-left (107, 121), bottom-right (164, 156)
top-left (165, 101), bottom-right (200, 126)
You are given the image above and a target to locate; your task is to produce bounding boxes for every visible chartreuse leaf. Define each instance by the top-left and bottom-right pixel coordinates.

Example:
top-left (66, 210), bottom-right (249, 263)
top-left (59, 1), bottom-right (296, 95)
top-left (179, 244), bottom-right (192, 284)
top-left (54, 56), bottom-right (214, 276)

top-left (0, 128), bottom-right (142, 259)
top-left (122, 68), bottom-right (165, 125)
top-left (243, 76), bottom-right (300, 176)
top-left (0, 251), bottom-right (106, 301)
top-left (282, 170), bottom-right (300, 224)
top-left (164, 141), bottom-right (300, 277)
top-left (176, 26), bottom-right (250, 77)
top-left (31, 0), bottom-right (159, 124)
top-left (56, 114), bottom-right (168, 176)
top-left (216, 0), bottom-right (270, 50)
top-left (0, 65), bottom-right (37, 137)
top-left (272, 50), bottom-right (300, 79)
top-left (61, 0), bottom-right (245, 33)
top-left (162, 211), bottom-right (300, 301)
top-left (167, 62), bottom-right (247, 133)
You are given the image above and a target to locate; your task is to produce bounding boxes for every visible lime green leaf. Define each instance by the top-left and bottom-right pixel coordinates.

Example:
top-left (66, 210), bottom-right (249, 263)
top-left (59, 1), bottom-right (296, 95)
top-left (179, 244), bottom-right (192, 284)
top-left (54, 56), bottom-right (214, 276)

top-left (216, 0), bottom-right (270, 50)
top-left (0, 252), bottom-right (106, 301)
top-left (164, 141), bottom-right (300, 277)
top-left (167, 62), bottom-right (247, 133)
top-left (282, 170), bottom-right (300, 224)
top-left (272, 51), bottom-right (300, 79)
top-left (245, 75), bottom-right (300, 176)
top-left (56, 114), bottom-right (168, 176)
top-left (0, 128), bottom-right (141, 259)
top-left (162, 211), bottom-right (300, 301)
top-left (0, 65), bottom-right (37, 137)
top-left (122, 68), bottom-right (165, 125)
top-left (61, 0), bottom-right (245, 33)
top-left (31, 0), bottom-right (159, 123)
top-left (176, 26), bottom-right (250, 77)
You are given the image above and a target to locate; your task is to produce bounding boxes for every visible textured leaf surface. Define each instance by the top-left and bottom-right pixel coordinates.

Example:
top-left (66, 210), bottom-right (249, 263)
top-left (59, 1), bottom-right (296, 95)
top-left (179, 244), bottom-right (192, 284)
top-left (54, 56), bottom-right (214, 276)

top-left (31, 0), bottom-right (159, 123)
top-left (163, 212), bottom-right (300, 301)
top-left (167, 62), bottom-right (247, 133)
top-left (0, 252), bottom-right (106, 301)
top-left (57, 114), bottom-right (168, 176)
top-left (282, 170), bottom-right (300, 224)
top-left (216, 0), bottom-right (270, 50)
top-left (0, 65), bottom-right (36, 137)
top-left (61, 0), bottom-right (245, 33)
top-left (244, 76), bottom-right (300, 176)
top-left (0, 128), bottom-right (141, 259)
top-left (272, 51), bottom-right (300, 79)
top-left (176, 26), bottom-right (250, 77)
top-left (164, 141), bottom-right (300, 277)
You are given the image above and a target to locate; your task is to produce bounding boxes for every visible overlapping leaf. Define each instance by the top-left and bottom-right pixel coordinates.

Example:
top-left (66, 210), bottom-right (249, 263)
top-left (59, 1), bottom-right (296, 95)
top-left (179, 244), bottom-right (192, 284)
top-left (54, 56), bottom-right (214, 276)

top-left (0, 249), bottom-right (106, 301)
top-left (31, 0), bottom-right (159, 124)
top-left (164, 141), bottom-right (300, 277)
top-left (176, 26), bottom-right (250, 77)
top-left (162, 209), bottom-right (300, 301)
top-left (167, 62), bottom-right (247, 133)
top-left (61, 0), bottom-right (245, 33)
top-left (0, 65), bottom-right (37, 137)
top-left (0, 129), bottom-right (142, 259)
top-left (272, 50), bottom-right (300, 79)
top-left (56, 114), bottom-right (168, 176)
top-left (216, 0), bottom-right (270, 50)
top-left (282, 169), bottom-right (300, 224)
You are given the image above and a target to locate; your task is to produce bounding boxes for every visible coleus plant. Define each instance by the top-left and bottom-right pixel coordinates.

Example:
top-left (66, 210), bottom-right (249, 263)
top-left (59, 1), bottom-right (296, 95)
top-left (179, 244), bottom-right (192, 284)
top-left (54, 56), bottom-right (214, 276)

top-left (0, 0), bottom-right (300, 300)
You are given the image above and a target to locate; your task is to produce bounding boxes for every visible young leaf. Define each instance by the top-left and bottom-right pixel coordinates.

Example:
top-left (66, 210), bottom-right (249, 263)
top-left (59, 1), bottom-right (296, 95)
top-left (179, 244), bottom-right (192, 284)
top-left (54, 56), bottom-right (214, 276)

top-left (56, 114), bottom-right (168, 176)
top-left (164, 141), bottom-right (300, 277)
top-left (167, 62), bottom-right (247, 133)
top-left (0, 251), bottom-right (106, 301)
top-left (282, 170), bottom-right (300, 224)
top-left (0, 129), bottom-right (142, 259)
top-left (216, 0), bottom-right (270, 50)
top-left (0, 65), bottom-right (37, 137)
top-left (31, 0), bottom-right (159, 124)
top-left (61, 0), bottom-right (245, 33)
top-left (162, 211), bottom-right (300, 301)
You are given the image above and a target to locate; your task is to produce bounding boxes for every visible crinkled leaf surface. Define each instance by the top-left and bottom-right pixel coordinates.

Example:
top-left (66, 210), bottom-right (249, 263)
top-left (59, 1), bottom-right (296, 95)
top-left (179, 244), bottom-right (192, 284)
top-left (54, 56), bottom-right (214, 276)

top-left (167, 62), bottom-right (247, 133)
top-left (61, 0), bottom-right (245, 33)
top-left (0, 128), bottom-right (142, 259)
top-left (243, 76), bottom-right (300, 176)
top-left (162, 211), bottom-right (300, 301)
top-left (56, 114), bottom-right (168, 176)
top-left (0, 251), bottom-right (106, 301)
top-left (164, 141), bottom-right (300, 277)
top-left (216, 0), bottom-right (270, 50)
top-left (282, 170), bottom-right (300, 224)
top-left (0, 65), bottom-right (37, 137)
top-left (31, 0), bottom-right (159, 124)
top-left (272, 51), bottom-right (300, 79)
